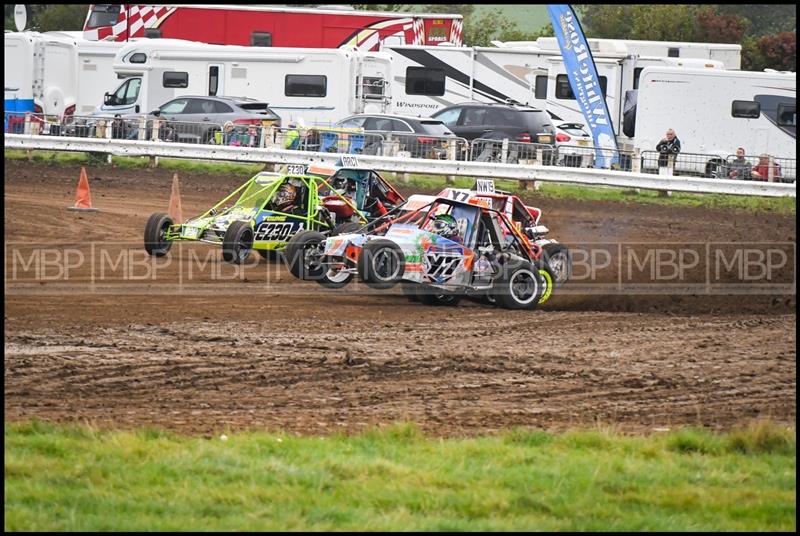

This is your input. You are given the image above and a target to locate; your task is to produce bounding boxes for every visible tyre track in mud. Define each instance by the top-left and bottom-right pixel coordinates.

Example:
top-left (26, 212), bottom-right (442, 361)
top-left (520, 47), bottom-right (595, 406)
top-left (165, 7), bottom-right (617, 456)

top-left (4, 161), bottom-right (796, 435)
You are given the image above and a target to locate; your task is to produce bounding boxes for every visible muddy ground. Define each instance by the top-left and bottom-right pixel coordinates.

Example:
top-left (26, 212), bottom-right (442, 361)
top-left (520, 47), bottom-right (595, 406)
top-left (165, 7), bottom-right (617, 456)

top-left (4, 160), bottom-right (796, 436)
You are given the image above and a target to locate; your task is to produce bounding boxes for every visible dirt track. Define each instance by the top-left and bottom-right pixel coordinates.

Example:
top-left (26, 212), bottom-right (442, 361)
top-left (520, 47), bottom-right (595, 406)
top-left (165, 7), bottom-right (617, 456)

top-left (4, 160), bottom-right (796, 436)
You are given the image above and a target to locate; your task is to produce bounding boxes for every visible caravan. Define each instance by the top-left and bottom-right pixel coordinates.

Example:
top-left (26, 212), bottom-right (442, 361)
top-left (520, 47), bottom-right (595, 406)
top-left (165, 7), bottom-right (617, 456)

top-left (630, 67), bottom-right (796, 175)
top-left (94, 39), bottom-right (392, 125)
top-left (384, 41), bottom-right (726, 143)
top-left (493, 37), bottom-right (741, 69)
top-left (3, 31), bottom-right (123, 119)
top-left (4, 31), bottom-right (76, 119)
top-left (4, 32), bottom-right (36, 131)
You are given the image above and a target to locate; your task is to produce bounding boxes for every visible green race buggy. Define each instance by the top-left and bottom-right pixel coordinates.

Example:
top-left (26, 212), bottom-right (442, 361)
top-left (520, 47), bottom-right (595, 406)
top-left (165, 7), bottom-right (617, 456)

top-left (143, 163), bottom-right (402, 263)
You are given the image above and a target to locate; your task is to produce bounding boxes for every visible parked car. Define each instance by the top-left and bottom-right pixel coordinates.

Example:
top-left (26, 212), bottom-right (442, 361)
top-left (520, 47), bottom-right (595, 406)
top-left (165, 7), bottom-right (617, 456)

top-left (553, 121), bottom-right (593, 167)
top-left (431, 102), bottom-right (556, 163)
top-left (335, 113), bottom-right (456, 159)
top-left (153, 96), bottom-right (281, 143)
top-left (106, 96), bottom-right (281, 144)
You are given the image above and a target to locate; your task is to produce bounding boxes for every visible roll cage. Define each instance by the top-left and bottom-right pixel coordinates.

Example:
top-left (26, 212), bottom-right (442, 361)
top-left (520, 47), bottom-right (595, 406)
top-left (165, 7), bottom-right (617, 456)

top-left (363, 197), bottom-right (541, 262)
top-left (165, 172), bottom-right (368, 241)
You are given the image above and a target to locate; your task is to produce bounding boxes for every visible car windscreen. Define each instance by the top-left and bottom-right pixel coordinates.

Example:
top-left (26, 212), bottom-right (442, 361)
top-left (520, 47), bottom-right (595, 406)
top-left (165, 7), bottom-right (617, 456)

top-left (418, 120), bottom-right (453, 136)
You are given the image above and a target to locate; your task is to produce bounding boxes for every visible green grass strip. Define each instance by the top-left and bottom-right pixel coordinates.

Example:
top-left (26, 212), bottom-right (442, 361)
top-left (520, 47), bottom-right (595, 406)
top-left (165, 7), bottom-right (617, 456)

top-left (5, 420), bottom-right (795, 531)
top-left (5, 150), bottom-right (795, 214)
top-left (393, 173), bottom-right (796, 215)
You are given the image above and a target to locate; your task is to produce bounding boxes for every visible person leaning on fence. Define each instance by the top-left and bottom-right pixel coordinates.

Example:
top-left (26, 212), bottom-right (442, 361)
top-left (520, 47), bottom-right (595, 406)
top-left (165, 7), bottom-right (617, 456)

top-left (222, 121), bottom-right (240, 146)
top-left (751, 154), bottom-right (781, 181)
top-left (247, 124), bottom-right (260, 147)
top-left (727, 147), bottom-right (752, 180)
top-left (121, 115), bottom-right (141, 140)
top-left (303, 128), bottom-right (321, 151)
top-left (655, 128), bottom-right (681, 168)
top-left (284, 121), bottom-right (301, 150)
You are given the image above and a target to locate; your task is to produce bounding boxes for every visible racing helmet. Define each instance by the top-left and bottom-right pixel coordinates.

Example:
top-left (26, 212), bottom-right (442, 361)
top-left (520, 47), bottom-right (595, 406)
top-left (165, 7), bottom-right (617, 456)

top-left (429, 214), bottom-right (459, 239)
top-left (274, 183), bottom-right (297, 209)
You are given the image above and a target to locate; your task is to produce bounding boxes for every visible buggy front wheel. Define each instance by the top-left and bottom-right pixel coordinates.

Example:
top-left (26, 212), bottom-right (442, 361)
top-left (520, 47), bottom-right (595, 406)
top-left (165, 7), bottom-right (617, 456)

top-left (358, 239), bottom-right (405, 290)
top-left (222, 221), bottom-right (254, 264)
top-left (144, 212), bottom-right (174, 257)
top-left (492, 260), bottom-right (544, 310)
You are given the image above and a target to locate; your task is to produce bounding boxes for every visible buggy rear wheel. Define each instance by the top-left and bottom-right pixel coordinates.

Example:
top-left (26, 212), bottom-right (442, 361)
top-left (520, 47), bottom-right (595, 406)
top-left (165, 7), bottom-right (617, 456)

top-left (542, 243), bottom-right (572, 286)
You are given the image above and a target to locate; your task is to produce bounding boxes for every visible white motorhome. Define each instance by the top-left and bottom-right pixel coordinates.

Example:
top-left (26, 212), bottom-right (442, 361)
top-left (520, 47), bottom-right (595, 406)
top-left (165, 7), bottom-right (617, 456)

top-left (630, 67), bottom-right (796, 174)
top-left (3, 31), bottom-right (123, 118)
top-left (4, 32), bottom-right (36, 120)
top-left (45, 32), bottom-right (125, 115)
top-left (4, 31), bottom-right (76, 118)
top-left (384, 43), bottom-right (723, 141)
top-left (493, 37), bottom-right (741, 70)
top-left (95, 39), bottom-right (392, 124)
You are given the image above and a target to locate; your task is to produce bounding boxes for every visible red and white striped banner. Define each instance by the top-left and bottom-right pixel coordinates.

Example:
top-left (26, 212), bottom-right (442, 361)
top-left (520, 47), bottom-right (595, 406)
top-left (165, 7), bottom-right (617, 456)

top-left (450, 19), bottom-right (463, 46)
top-left (83, 5), bottom-right (172, 41)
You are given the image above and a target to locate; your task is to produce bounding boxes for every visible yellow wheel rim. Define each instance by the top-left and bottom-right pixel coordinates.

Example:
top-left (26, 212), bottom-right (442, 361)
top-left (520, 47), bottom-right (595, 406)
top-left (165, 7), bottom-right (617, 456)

top-left (538, 268), bottom-right (553, 305)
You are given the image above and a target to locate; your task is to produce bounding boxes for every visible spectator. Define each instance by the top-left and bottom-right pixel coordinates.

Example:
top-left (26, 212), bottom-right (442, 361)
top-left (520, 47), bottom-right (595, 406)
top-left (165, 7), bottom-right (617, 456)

top-left (247, 124), bottom-right (260, 147)
top-left (304, 128), bottom-right (321, 151)
top-left (655, 128), bottom-right (681, 168)
top-left (752, 154), bottom-right (781, 181)
top-left (122, 115), bottom-right (140, 140)
top-left (726, 147), bottom-right (752, 180)
top-left (222, 121), bottom-right (240, 146)
top-left (284, 121), bottom-right (301, 150)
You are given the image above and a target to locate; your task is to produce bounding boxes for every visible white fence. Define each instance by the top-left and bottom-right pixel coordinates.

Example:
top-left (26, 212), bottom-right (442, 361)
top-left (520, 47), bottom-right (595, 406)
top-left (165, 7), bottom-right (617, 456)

top-left (4, 134), bottom-right (796, 198)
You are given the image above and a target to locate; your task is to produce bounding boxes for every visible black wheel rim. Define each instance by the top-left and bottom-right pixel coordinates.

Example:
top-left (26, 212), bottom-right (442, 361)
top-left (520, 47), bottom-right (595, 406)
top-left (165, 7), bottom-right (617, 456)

top-left (238, 231), bottom-right (253, 262)
top-left (373, 249), bottom-right (400, 281)
top-left (157, 222), bottom-right (171, 253)
top-left (303, 242), bottom-right (323, 272)
top-left (510, 270), bottom-right (537, 303)
top-left (549, 252), bottom-right (569, 284)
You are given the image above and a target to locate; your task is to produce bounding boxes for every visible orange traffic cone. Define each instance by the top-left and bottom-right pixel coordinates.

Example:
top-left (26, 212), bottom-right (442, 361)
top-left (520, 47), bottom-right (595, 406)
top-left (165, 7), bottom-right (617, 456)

top-left (168, 172), bottom-right (183, 223)
top-left (67, 167), bottom-right (99, 212)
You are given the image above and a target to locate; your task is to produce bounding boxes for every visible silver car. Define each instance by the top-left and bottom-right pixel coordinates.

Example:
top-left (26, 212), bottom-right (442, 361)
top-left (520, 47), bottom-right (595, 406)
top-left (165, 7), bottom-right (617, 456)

top-left (142, 96), bottom-right (282, 144)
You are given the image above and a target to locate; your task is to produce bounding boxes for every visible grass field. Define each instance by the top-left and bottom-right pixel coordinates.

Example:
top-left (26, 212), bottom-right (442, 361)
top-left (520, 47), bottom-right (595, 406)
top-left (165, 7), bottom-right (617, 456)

top-left (5, 150), bottom-right (795, 215)
top-left (4, 420), bottom-right (795, 531)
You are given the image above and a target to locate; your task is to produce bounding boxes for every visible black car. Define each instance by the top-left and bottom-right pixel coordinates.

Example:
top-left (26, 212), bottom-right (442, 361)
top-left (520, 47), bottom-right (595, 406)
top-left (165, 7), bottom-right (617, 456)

top-left (335, 113), bottom-right (456, 159)
top-left (431, 102), bottom-right (556, 162)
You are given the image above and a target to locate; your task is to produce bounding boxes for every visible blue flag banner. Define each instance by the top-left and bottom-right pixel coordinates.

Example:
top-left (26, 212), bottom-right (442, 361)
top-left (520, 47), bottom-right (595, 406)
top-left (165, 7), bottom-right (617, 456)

top-left (547, 5), bottom-right (619, 168)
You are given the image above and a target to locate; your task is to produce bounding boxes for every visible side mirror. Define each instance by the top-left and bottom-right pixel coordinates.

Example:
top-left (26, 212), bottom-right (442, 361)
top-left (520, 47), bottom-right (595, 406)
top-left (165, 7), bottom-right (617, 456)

top-left (103, 93), bottom-right (115, 106)
top-left (150, 109), bottom-right (160, 117)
